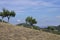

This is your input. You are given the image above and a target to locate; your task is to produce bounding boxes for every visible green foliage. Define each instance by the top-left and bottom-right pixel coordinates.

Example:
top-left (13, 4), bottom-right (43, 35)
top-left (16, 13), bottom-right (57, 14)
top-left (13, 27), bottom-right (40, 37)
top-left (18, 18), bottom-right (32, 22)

top-left (25, 16), bottom-right (37, 26)
top-left (6, 11), bottom-right (16, 22)
top-left (17, 23), bottom-right (40, 30)
top-left (54, 25), bottom-right (60, 32)
top-left (10, 11), bottom-right (16, 17)
top-left (0, 12), bottom-right (6, 22)
top-left (47, 26), bottom-right (56, 31)
top-left (17, 23), bottom-right (32, 28)
top-left (0, 8), bottom-right (16, 22)
top-left (32, 26), bottom-right (40, 30)
top-left (42, 26), bottom-right (60, 35)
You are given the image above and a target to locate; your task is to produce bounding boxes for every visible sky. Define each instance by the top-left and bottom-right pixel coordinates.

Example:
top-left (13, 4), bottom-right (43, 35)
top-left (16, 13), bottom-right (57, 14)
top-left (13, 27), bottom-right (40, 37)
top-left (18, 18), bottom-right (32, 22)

top-left (0, 0), bottom-right (60, 28)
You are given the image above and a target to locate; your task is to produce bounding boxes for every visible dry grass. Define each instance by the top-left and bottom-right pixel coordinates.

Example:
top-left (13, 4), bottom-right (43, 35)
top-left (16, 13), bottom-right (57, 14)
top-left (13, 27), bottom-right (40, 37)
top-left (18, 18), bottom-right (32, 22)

top-left (0, 22), bottom-right (60, 40)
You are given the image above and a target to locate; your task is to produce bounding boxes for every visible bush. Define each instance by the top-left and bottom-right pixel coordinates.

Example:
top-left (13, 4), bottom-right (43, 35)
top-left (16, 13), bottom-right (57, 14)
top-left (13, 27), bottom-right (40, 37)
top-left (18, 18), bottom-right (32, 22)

top-left (47, 26), bottom-right (56, 31)
top-left (32, 26), bottom-right (40, 30)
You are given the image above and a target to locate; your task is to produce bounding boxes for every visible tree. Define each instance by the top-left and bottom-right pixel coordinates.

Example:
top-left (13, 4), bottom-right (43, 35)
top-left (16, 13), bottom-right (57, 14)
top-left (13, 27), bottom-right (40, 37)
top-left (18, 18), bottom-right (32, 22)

top-left (0, 12), bottom-right (6, 22)
top-left (25, 16), bottom-right (37, 26)
top-left (0, 8), bottom-right (16, 22)
top-left (6, 11), bottom-right (16, 22)
top-left (2, 8), bottom-right (16, 22)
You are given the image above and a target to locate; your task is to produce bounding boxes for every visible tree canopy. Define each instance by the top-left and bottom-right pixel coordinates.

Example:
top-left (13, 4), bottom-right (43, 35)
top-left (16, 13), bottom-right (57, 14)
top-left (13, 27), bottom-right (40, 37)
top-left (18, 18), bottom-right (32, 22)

top-left (0, 8), bottom-right (16, 22)
top-left (25, 16), bottom-right (37, 26)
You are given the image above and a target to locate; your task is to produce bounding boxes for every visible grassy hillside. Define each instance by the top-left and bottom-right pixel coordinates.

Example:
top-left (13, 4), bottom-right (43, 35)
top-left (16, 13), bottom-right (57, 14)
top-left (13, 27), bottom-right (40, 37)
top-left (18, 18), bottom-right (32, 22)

top-left (0, 22), bottom-right (60, 40)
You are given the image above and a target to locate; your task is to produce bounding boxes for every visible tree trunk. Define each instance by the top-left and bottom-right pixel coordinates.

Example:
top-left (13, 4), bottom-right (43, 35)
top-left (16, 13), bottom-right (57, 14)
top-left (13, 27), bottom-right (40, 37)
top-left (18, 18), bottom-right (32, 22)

top-left (30, 23), bottom-right (33, 29)
top-left (8, 16), bottom-right (10, 22)
top-left (2, 17), bottom-right (4, 22)
top-left (30, 23), bottom-right (33, 26)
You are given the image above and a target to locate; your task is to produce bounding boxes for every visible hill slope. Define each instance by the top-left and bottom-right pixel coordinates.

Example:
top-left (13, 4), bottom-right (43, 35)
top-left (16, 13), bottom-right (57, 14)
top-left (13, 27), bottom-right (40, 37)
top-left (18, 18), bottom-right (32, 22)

top-left (0, 22), bottom-right (60, 40)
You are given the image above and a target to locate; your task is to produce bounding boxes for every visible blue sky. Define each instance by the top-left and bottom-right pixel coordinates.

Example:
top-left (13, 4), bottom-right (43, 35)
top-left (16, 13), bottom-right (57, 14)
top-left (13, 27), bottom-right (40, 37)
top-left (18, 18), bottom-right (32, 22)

top-left (0, 0), bottom-right (60, 27)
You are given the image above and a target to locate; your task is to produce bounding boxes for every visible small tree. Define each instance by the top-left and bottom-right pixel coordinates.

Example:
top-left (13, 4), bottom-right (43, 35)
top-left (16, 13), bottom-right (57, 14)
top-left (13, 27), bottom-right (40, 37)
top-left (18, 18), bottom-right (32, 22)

top-left (0, 12), bottom-right (5, 22)
top-left (0, 8), bottom-right (16, 22)
top-left (25, 16), bottom-right (37, 26)
top-left (6, 11), bottom-right (16, 22)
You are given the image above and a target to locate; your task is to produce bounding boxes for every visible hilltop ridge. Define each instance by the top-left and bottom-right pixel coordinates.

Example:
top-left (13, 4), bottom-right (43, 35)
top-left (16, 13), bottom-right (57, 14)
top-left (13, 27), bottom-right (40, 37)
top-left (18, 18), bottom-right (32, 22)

top-left (0, 22), bottom-right (60, 40)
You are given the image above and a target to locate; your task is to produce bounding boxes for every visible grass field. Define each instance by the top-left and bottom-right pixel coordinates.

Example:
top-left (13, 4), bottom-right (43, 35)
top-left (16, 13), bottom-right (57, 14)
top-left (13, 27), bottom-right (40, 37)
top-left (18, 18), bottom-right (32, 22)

top-left (0, 22), bottom-right (60, 40)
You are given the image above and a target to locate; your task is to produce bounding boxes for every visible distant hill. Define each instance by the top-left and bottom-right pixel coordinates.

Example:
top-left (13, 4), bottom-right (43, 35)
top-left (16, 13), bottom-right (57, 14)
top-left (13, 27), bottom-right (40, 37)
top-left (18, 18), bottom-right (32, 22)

top-left (0, 22), bottom-right (60, 40)
top-left (55, 25), bottom-right (60, 31)
top-left (42, 26), bottom-right (60, 35)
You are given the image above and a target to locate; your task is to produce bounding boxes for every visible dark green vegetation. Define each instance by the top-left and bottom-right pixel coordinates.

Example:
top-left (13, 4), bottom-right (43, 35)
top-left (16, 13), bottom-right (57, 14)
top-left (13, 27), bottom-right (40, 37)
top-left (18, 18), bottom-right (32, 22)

top-left (25, 16), bottom-right (37, 26)
top-left (0, 8), bottom-right (16, 22)
top-left (17, 23), bottom-right (40, 30)
top-left (42, 25), bottom-right (60, 35)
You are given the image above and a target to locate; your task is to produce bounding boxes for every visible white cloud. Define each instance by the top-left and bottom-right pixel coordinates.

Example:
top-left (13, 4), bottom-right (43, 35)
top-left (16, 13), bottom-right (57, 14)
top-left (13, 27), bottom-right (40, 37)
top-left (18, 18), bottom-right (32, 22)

top-left (56, 16), bottom-right (60, 18)
top-left (0, 0), bottom-right (57, 7)
top-left (17, 20), bottom-right (21, 22)
top-left (0, 0), bottom-right (60, 14)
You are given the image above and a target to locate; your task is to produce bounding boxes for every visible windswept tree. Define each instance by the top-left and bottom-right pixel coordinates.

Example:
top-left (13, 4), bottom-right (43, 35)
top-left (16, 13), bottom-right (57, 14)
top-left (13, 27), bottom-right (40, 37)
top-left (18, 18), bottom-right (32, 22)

top-left (25, 16), bottom-right (37, 26)
top-left (6, 10), bottom-right (16, 22)
top-left (0, 8), bottom-right (16, 22)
